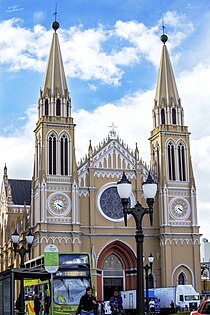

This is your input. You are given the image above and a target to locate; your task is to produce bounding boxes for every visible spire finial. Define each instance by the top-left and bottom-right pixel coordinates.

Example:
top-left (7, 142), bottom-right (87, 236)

top-left (52, 3), bottom-right (59, 32)
top-left (109, 122), bottom-right (117, 139)
top-left (54, 3), bottom-right (58, 21)
top-left (160, 17), bottom-right (168, 44)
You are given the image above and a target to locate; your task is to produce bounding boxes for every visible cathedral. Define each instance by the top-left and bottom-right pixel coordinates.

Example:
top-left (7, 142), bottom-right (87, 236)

top-left (0, 20), bottom-right (201, 300)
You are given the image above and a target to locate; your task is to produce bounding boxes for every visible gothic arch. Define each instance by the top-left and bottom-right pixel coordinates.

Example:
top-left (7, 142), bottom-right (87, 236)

top-left (46, 129), bottom-right (59, 139)
top-left (96, 240), bottom-right (136, 300)
top-left (176, 140), bottom-right (187, 181)
top-left (166, 139), bottom-right (176, 180)
top-left (172, 264), bottom-right (195, 287)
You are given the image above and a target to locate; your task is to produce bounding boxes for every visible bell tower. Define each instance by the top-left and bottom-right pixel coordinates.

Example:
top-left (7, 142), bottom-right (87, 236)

top-left (149, 33), bottom-right (201, 291)
top-left (31, 20), bottom-right (79, 256)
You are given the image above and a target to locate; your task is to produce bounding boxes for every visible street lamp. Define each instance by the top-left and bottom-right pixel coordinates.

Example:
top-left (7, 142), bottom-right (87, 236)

top-left (143, 253), bottom-right (154, 315)
top-left (11, 229), bottom-right (34, 315)
top-left (117, 172), bottom-right (157, 315)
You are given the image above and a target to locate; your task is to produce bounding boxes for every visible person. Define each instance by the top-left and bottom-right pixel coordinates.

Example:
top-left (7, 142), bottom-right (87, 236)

top-left (170, 300), bottom-right (175, 313)
top-left (76, 287), bottom-right (98, 315)
top-left (109, 289), bottom-right (123, 315)
top-left (44, 285), bottom-right (50, 315)
top-left (15, 294), bottom-right (21, 314)
top-left (149, 298), bottom-right (155, 315)
top-left (34, 294), bottom-right (41, 315)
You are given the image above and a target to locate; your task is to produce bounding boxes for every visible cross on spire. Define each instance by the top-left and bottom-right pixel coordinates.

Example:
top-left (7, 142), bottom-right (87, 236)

top-left (162, 17), bottom-right (165, 34)
top-left (109, 122), bottom-right (117, 139)
top-left (53, 3), bottom-right (58, 22)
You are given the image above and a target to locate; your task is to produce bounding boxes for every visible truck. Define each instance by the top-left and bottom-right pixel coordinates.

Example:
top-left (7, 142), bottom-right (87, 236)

top-left (120, 289), bottom-right (160, 314)
top-left (154, 285), bottom-right (200, 313)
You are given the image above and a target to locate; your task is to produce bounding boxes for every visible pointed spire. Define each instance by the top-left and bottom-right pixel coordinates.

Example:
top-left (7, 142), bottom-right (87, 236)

top-left (153, 31), bottom-right (184, 127)
top-left (4, 164), bottom-right (7, 177)
top-left (88, 140), bottom-right (93, 158)
top-left (41, 21), bottom-right (69, 98)
top-left (134, 143), bottom-right (139, 161)
top-left (155, 34), bottom-right (180, 107)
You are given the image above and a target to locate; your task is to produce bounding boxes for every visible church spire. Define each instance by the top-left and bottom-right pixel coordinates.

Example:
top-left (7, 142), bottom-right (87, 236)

top-left (41, 21), bottom-right (68, 98)
top-left (153, 32), bottom-right (184, 127)
top-left (38, 18), bottom-right (71, 119)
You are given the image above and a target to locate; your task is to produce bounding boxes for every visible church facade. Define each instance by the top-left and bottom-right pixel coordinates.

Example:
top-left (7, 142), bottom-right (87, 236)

top-left (0, 22), bottom-right (201, 300)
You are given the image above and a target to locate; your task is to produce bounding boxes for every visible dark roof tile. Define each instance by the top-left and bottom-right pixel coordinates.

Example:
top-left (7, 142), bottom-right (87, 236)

top-left (8, 179), bottom-right (31, 205)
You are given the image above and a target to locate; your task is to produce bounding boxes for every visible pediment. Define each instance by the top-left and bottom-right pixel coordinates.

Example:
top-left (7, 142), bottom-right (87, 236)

top-left (77, 136), bottom-right (149, 184)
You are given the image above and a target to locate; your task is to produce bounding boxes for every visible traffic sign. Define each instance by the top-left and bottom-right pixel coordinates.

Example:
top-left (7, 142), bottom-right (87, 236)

top-left (44, 244), bottom-right (59, 273)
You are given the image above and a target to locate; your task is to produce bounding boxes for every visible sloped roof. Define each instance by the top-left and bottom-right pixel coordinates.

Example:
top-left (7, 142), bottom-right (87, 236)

top-left (41, 27), bottom-right (69, 98)
top-left (8, 179), bottom-right (31, 205)
top-left (155, 43), bottom-right (180, 106)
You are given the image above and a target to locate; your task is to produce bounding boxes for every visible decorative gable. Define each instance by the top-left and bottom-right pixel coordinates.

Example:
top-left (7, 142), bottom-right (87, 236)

top-left (78, 135), bottom-right (149, 187)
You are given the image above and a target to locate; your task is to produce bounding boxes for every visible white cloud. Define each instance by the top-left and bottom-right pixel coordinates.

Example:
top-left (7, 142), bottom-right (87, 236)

top-left (0, 15), bottom-right (191, 85)
top-left (88, 84), bottom-right (97, 91)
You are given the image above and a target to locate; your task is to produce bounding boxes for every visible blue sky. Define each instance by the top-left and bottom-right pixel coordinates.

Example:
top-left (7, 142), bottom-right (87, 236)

top-left (1, 0), bottom-right (210, 240)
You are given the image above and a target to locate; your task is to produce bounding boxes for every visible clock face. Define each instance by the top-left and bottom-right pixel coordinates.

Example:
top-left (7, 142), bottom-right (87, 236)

top-left (47, 192), bottom-right (71, 217)
top-left (170, 198), bottom-right (190, 220)
top-left (175, 204), bottom-right (184, 214)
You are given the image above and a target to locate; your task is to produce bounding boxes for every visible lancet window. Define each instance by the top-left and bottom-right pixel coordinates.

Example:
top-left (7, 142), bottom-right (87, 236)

top-left (161, 108), bottom-right (165, 124)
top-left (61, 134), bottom-right (68, 175)
top-left (168, 141), bottom-right (175, 180)
top-left (178, 272), bottom-right (186, 285)
top-left (49, 133), bottom-right (56, 175)
top-left (56, 98), bottom-right (61, 116)
top-left (178, 142), bottom-right (186, 181)
top-left (45, 99), bottom-right (49, 116)
top-left (172, 108), bottom-right (176, 124)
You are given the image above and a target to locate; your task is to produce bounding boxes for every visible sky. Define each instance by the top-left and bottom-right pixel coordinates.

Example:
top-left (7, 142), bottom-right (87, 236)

top-left (0, 0), bottom-right (210, 242)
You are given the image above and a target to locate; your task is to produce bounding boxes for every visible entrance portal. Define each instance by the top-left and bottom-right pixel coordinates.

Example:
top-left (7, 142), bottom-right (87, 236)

top-left (103, 277), bottom-right (123, 301)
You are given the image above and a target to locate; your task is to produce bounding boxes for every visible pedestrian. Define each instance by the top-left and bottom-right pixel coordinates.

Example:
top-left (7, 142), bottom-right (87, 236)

top-left (109, 289), bottom-right (123, 315)
top-left (34, 294), bottom-right (41, 315)
top-left (15, 294), bottom-right (21, 314)
top-left (76, 287), bottom-right (98, 315)
top-left (149, 298), bottom-right (155, 315)
top-left (170, 300), bottom-right (175, 313)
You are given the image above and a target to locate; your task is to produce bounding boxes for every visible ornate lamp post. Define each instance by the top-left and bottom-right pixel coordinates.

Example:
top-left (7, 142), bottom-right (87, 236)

top-left (143, 253), bottom-right (154, 314)
top-left (11, 229), bottom-right (34, 315)
top-left (117, 172), bottom-right (157, 315)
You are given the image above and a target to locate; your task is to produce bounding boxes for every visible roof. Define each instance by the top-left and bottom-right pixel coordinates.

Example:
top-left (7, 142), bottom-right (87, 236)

top-left (155, 43), bottom-right (180, 107)
top-left (0, 268), bottom-right (50, 281)
top-left (41, 29), bottom-right (69, 98)
top-left (8, 179), bottom-right (31, 205)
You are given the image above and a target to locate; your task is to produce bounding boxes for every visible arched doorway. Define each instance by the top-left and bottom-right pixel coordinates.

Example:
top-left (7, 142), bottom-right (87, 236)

top-left (97, 240), bottom-right (136, 301)
top-left (103, 254), bottom-right (124, 300)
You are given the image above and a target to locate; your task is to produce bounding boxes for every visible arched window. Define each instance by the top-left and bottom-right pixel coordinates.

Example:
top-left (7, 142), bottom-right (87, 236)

top-left (178, 272), bottom-right (186, 285)
top-left (161, 108), bottom-right (165, 124)
top-left (67, 101), bottom-right (69, 117)
top-left (148, 273), bottom-right (154, 289)
top-left (56, 99), bottom-right (61, 116)
top-left (61, 134), bottom-right (68, 175)
top-left (172, 108), bottom-right (176, 124)
top-left (45, 99), bottom-right (49, 116)
top-left (49, 133), bottom-right (56, 175)
top-left (103, 254), bottom-right (123, 270)
top-left (178, 142), bottom-right (186, 181)
top-left (168, 142), bottom-right (175, 180)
